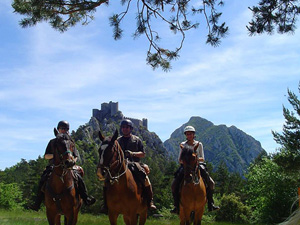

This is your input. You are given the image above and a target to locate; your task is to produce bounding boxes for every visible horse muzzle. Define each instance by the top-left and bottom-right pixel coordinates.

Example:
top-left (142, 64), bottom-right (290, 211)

top-left (64, 159), bottom-right (75, 168)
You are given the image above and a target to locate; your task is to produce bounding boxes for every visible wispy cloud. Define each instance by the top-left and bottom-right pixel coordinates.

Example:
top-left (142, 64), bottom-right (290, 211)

top-left (0, 0), bottom-right (299, 170)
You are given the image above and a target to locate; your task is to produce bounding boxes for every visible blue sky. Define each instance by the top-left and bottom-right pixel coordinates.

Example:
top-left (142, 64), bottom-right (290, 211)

top-left (1, 0), bottom-right (299, 170)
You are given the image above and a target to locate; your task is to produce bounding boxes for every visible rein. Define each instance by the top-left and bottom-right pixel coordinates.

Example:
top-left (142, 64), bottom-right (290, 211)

top-left (183, 151), bottom-right (200, 185)
top-left (102, 141), bottom-right (129, 184)
top-left (52, 136), bottom-right (74, 183)
top-left (184, 164), bottom-right (200, 185)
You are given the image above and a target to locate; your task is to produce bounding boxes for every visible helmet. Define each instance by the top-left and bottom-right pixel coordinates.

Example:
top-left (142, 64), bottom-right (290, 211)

top-left (120, 119), bottom-right (133, 128)
top-left (184, 125), bottom-right (195, 134)
top-left (57, 120), bottom-right (70, 130)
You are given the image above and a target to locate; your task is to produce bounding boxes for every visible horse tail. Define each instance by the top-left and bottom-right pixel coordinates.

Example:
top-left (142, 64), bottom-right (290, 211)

top-left (190, 210), bottom-right (195, 222)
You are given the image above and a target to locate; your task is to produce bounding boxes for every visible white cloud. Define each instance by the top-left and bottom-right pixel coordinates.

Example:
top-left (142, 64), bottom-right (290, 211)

top-left (0, 0), bottom-right (299, 170)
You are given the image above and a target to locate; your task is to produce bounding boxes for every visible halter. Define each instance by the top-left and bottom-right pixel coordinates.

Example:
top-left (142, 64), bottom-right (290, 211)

top-left (99, 140), bottom-right (129, 184)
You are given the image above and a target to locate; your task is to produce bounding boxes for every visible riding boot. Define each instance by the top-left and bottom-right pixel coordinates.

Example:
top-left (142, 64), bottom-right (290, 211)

top-left (170, 190), bottom-right (180, 214)
top-left (29, 165), bottom-right (53, 211)
top-left (144, 185), bottom-right (157, 210)
top-left (170, 179), bottom-right (180, 214)
top-left (207, 188), bottom-right (220, 212)
top-left (199, 164), bottom-right (220, 212)
top-left (170, 166), bottom-right (183, 214)
top-left (29, 181), bottom-right (44, 211)
top-left (99, 186), bottom-right (108, 214)
top-left (77, 174), bottom-right (96, 206)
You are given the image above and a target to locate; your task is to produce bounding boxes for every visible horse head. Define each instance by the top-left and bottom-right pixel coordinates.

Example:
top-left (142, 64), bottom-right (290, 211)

top-left (97, 129), bottom-right (120, 180)
top-left (53, 128), bottom-right (75, 169)
top-left (180, 143), bottom-right (200, 184)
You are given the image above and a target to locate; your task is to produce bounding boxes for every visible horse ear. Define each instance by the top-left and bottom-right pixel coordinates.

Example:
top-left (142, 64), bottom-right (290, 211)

top-left (99, 131), bottom-right (105, 142)
top-left (54, 128), bottom-right (58, 136)
top-left (111, 129), bottom-right (118, 142)
top-left (180, 144), bottom-right (184, 149)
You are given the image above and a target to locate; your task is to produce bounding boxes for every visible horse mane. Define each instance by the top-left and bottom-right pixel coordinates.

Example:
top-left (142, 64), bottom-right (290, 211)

top-left (56, 133), bottom-right (71, 140)
top-left (180, 145), bottom-right (195, 162)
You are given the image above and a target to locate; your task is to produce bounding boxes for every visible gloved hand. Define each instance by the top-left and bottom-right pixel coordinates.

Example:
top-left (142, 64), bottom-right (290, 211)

top-left (124, 150), bottom-right (134, 158)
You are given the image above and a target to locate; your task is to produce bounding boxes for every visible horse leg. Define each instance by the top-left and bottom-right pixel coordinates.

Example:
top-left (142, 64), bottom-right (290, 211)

top-left (55, 214), bottom-right (61, 225)
top-left (180, 209), bottom-right (191, 225)
top-left (46, 209), bottom-right (56, 225)
top-left (138, 210), bottom-right (147, 225)
top-left (194, 208), bottom-right (204, 225)
top-left (179, 209), bottom-right (187, 225)
top-left (72, 209), bottom-right (79, 225)
top-left (123, 215), bottom-right (130, 225)
top-left (66, 211), bottom-right (74, 225)
top-left (131, 213), bottom-right (138, 225)
top-left (108, 212), bottom-right (119, 225)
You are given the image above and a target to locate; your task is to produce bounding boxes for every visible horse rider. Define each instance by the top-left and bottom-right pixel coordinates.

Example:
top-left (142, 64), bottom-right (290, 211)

top-left (170, 125), bottom-right (220, 214)
top-left (30, 120), bottom-right (96, 211)
top-left (100, 119), bottom-right (157, 213)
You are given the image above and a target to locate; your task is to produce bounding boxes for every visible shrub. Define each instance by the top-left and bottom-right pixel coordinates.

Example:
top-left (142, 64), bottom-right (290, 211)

top-left (0, 182), bottom-right (24, 210)
top-left (215, 193), bottom-right (251, 223)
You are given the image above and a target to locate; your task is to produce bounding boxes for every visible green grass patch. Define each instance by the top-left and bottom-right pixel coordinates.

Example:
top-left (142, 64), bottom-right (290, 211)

top-left (0, 208), bottom-right (251, 225)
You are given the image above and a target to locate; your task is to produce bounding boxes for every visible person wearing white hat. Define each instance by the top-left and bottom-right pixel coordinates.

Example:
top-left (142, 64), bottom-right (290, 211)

top-left (170, 125), bottom-right (220, 214)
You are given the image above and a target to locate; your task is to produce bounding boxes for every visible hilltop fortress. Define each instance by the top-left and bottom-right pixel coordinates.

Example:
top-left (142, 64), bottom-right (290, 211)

top-left (92, 101), bottom-right (148, 129)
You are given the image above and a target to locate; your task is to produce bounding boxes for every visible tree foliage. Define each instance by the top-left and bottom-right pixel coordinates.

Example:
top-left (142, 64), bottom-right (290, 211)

top-left (213, 161), bottom-right (246, 199)
top-left (245, 157), bottom-right (298, 224)
top-left (12, 0), bottom-right (299, 71)
top-left (247, 0), bottom-right (300, 35)
top-left (12, 0), bottom-right (229, 71)
top-left (272, 82), bottom-right (300, 171)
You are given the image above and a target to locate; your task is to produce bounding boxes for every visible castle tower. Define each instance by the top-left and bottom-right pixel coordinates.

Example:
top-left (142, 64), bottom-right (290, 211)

top-left (142, 118), bottom-right (148, 129)
top-left (110, 102), bottom-right (118, 116)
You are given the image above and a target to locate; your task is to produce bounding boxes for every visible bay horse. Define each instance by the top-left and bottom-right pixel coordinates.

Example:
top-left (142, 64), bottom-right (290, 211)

top-left (96, 130), bottom-right (148, 225)
top-left (44, 128), bottom-right (82, 225)
top-left (179, 143), bottom-right (207, 225)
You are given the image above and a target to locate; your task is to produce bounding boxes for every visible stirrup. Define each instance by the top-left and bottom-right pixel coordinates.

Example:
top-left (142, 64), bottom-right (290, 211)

top-left (170, 207), bottom-right (179, 214)
top-left (208, 204), bottom-right (220, 212)
top-left (84, 196), bottom-right (96, 206)
top-left (149, 203), bottom-right (157, 211)
top-left (99, 206), bottom-right (108, 214)
top-left (28, 204), bottom-right (40, 211)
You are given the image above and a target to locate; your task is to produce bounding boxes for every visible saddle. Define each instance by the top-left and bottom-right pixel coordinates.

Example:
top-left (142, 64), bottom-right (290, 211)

top-left (41, 165), bottom-right (84, 192)
top-left (128, 162), bottom-right (146, 188)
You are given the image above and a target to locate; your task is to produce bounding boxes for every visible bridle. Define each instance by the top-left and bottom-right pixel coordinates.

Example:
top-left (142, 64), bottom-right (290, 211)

top-left (53, 134), bottom-right (75, 182)
top-left (182, 149), bottom-right (200, 185)
top-left (98, 140), bottom-right (129, 184)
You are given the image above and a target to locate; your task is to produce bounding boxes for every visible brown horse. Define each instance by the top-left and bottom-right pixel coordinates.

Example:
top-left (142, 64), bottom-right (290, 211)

top-left (44, 129), bottom-right (82, 225)
top-left (96, 130), bottom-right (148, 225)
top-left (179, 143), bottom-right (207, 225)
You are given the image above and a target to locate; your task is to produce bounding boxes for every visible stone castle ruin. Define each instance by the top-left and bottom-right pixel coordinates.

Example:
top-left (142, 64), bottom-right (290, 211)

top-left (92, 101), bottom-right (148, 129)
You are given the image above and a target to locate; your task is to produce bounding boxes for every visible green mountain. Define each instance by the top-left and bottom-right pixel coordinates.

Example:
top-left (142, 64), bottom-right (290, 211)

top-left (164, 116), bottom-right (267, 175)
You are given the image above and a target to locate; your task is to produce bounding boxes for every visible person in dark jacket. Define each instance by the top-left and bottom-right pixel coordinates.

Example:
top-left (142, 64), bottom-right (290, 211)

top-left (100, 119), bottom-right (156, 213)
top-left (30, 120), bottom-right (95, 211)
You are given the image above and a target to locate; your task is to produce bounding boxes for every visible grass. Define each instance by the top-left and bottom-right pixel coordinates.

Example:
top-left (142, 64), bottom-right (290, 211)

top-left (0, 208), bottom-right (251, 225)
